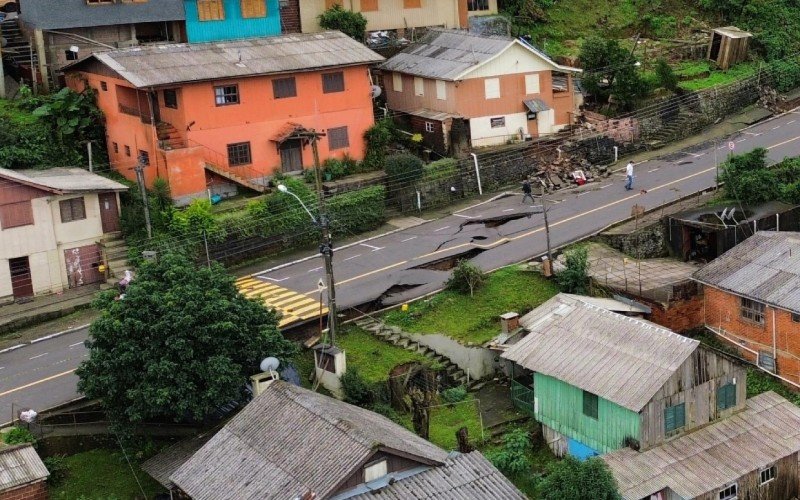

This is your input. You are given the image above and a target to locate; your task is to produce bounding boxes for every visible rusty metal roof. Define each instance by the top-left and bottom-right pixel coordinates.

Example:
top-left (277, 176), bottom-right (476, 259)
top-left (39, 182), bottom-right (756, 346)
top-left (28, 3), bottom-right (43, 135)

top-left (693, 231), bottom-right (800, 313)
top-left (502, 293), bottom-right (698, 411)
top-left (0, 444), bottom-right (49, 492)
top-left (77, 32), bottom-right (384, 88)
top-left (604, 391), bottom-right (800, 500)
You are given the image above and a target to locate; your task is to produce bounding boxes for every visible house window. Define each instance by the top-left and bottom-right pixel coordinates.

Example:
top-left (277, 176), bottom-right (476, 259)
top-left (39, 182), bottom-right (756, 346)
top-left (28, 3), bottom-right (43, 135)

top-left (240, 0), bottom-right (267, 18)
top-left (163, 89), bottom-right (178, 109)
top-left (424, 122), bottom-right (434, 133)
top-left (124, 145), bottom-right (131, 157)
top-left (392, 73), bottom-right (403, 92)
top-left (718, 483), bottom-right (737, 500)
top-left (792, 312), bottom-right (800, 323)
top-left (227, 142), bottom-right (252, 166)
top-left (328, 126), bottom-right (350, 150)
top-left (59, 198), bottom-right (87, 223)
top-left (760, 465), bottom-right (776, 485)
top-left (364, 459), bottom-right (388, 482)
top-left (138, 150), bottom-right (150, 166)
top-left (322, 72), bottom-right (345, 94)
top-left (468, 0), bottom-right (489, 11)
top-left (113, 142), bottom-right (119, 154)
top-left (758, 350), bottom-right (776, 373)
top-left (716, 383), bottom-right (736, 411)
top-left (664, 403), bottom-right (685, 435)
top-left (413, 77), bottom-right (424, 96)
top-left (435, 79), bottom-right (446, 100)
top-left (582, 391), bottom-right (598, 419)
top-left (403, 0), bottom-right (421, 8)
top-left (273, 77), bottom-right (297, 99)
top-left (525, 74), bottom-right (540, 94)
top-left (361, 0), bottom-right (378, 11)
top-left (214, 85), bottom-right (240, 106)
top-left (484, 78), bottom-right (500, 99)
top-left (490, 117), bottom-right (505, 128)
top-left (740, 297), bottom-right (765, 324)
top-left (197, 0), bottom-right (225, 21)
top-left (0, 201), bottom-right (34, 229)
top-left (100, 81), bottom-right (108, 91)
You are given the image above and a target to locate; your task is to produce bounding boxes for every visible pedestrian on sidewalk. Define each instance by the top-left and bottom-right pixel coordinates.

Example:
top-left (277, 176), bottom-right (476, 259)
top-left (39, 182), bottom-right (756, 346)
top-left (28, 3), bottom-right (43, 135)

top-left (522, 178), bottom-right (535, 204)
top-left (625, 161), bottom-right (634, 191)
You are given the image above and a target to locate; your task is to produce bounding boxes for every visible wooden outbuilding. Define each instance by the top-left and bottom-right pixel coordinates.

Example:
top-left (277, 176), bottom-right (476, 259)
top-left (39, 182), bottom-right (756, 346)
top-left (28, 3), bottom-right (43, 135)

top-left (707, 26), bottom-right (752, 70)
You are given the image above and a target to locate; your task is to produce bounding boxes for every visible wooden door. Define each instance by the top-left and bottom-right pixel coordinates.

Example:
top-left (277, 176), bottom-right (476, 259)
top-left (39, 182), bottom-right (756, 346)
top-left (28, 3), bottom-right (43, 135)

top-left (64, 244), bottom-right (103, 288)
top-left (98, 192), bottom-right (120, 233)
top-left (280, 140), bottom-right (303, 173)
top-left (9, 256), bottom-right (33, 299)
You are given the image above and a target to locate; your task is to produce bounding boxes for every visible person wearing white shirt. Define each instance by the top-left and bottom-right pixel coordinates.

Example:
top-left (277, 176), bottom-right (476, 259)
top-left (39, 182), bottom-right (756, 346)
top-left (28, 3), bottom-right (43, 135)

top-left (625, 162), bottom-right (634, 191)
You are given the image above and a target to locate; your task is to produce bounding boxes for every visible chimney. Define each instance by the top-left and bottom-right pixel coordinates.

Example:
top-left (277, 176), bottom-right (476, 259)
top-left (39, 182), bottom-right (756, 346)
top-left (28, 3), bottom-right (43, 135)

top-left (500, 312), bottom-right (519, 334)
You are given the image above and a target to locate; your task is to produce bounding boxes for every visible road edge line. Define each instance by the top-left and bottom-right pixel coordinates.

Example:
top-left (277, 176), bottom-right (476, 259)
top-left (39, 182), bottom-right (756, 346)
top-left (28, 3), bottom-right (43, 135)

top-left (0, 344), bottom-right (25, 354)
top-left (29, 324), bottom-right (91, 345)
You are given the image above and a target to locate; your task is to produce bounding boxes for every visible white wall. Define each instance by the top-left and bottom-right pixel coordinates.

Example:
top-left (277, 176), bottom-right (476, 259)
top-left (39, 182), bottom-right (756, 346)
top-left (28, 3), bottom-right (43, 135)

top-left (462, 43), bottom-right (556, 80)
top-left (469, 112), bottom-right (528, 147)
top-left (537, 108), bottom-right (555, 136)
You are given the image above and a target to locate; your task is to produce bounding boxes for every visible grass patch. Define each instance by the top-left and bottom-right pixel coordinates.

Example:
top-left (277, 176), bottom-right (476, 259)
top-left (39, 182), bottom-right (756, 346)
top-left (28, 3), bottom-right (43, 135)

top-left (49, 449), bottom-right (164, 500)
top-left (384, 266), bottom-right (559, 345)
top-left (337, 326), bottom-right (429, 383)
top-left (679, 62), bottom-right (758, 91)
top-left (428, 396), bottom-right (483, 451)
top-left (0, 98), bottom-right (39, 125)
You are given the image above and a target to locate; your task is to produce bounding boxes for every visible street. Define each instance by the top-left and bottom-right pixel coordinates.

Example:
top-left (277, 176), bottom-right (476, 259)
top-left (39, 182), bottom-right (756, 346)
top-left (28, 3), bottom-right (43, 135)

top-left (1, 109), bottom-right (799, 423)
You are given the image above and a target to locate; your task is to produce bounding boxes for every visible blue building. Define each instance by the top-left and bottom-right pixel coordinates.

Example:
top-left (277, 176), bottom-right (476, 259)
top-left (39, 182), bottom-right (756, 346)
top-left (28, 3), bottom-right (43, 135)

top-left (184, 0), bottom-right (285, 43)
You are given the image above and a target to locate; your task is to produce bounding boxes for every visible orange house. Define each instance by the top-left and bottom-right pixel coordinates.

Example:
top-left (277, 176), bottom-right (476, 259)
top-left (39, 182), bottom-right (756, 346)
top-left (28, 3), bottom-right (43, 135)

top-left (65, 32), bottom-right (384, 205)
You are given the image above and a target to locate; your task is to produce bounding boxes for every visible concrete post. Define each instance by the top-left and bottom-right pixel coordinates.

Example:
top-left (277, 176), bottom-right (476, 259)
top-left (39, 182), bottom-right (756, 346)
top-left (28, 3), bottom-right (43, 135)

top-left (34, 29), bottom-right (49, 93)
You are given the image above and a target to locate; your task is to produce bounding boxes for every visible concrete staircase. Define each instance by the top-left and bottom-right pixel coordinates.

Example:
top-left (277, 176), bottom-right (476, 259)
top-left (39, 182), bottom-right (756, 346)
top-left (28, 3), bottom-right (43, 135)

top-left (0, 17), bottom-right (35, 67)
top-left (203, 161), bottom-right (269, 193)
top-left (156, 121), bottom-right (186, 150)
top-left (99, 232), bottom-right (130, 283)
top-left (646, 110), bottom-right (701, 147)
top-left (353, 316), bottom-right (476, 388)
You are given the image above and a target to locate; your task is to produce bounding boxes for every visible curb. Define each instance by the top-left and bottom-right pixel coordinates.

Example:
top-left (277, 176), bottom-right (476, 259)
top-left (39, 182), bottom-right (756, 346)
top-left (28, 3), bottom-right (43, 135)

top-left (0, 344), bottom-right (25, 354)
top-left (0, 324), bottom-right (90, 355)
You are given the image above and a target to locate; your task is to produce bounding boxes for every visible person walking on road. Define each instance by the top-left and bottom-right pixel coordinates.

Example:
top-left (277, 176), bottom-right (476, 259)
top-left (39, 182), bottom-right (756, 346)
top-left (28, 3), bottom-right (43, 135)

top-left (522, 179), bottom-right (535, 204)
top-left (624, 161), bottom-right (634, 191)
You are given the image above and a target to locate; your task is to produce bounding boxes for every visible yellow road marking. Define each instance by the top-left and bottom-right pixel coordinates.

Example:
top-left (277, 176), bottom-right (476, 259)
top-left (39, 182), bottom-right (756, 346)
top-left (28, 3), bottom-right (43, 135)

top-left (0, 369), bottom-right (76, 398)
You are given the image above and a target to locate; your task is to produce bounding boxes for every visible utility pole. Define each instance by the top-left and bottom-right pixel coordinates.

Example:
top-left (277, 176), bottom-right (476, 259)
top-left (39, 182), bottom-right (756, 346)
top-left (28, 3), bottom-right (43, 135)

top-left (86, 141), bottom-right (93, 172)
top-left (134, 155), bottom-right (152, 239)
top-left (539, 180), bottom-right (553, 277)
top-left (0, 20), bottom-right (6, 99)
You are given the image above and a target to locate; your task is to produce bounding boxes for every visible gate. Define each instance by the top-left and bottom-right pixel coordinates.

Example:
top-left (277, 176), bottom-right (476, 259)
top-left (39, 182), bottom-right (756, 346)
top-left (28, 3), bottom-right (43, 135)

top-left (511, 380), bottom-right (536, 417)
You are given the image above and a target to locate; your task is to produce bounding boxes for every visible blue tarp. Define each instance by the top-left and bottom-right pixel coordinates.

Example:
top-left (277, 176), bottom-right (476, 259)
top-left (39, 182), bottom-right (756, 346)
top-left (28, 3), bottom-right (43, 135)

top-left (567, 438), bottom-right (600, 461)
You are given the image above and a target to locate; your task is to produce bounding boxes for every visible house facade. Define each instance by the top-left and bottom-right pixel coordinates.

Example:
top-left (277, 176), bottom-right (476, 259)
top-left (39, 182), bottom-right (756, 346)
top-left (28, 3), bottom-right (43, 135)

top-left (65, 32), bottom-right (383, 205)
top-left (300, 0), bottom-right (497, 35)
top-left (380, 30), bottom-right (580, 153)
top-left (183, 0), bottom-right (300, 43)
top-left (0, 168), bottom-right (126, 304)
top-left (693, 231), bottom-right (800, 385)
top-left (502, 294), bottom-right (746, 458)
top-left (17, 0), bottom-right (185, 90)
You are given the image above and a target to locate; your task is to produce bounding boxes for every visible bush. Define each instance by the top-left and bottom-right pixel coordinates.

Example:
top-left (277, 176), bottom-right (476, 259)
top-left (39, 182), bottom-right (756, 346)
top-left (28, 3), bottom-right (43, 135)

top-left (555, 246), bottom-right (590, 294)
top-left (488, 428), bottom-right (531, 476)
top-left (440, 385), bottom-right (468, 404)
top-left (3, 427), bottom-right (36, 447)
top-left (655, 59), bottom-right (679, 92)
top-left (328, 185), bottom-right (387, 236)
top-left (169, 198), bottom-right (224, 243)
top-left (768, 58), bottom-right (800, 92)
top-left (362, 120), bottom-right (396, 172)
top-left (424, 158), bottom-right (459, 181)
top-left (446, 260), bottom-right (486, 297)
top-left (538, 456), bottom-right (621, 500)
top-left (318, 4), bottom-right (367, 41)
top-left (44, 455), bottom-right (70, 486)
top-left (385, 153), bottom-right (424, 194)
top-left (322, 158), bottom-right (350, 180)
top-left (341, 367), bottom-right (375, 407)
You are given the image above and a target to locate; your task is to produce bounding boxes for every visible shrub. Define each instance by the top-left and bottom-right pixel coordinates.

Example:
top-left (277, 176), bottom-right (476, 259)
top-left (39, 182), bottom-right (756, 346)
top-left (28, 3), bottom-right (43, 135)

top-left (424, 158), bottom-right (459, 181)
top-left (362, 120), bottom-right (396, 172)
top-left (43, 455), bottom-right (69, 486)
top-left (538, 456), bottom-right (621, 500)
top-left (655, 59), bottom-right (679, 92)
top-left (487, 428), bottom-right (531, 476)
top-left (385, 153), bottom-right (424, 194)
top-left (446, 260), bottom-right (486, 297)
top-left (322, 158), bottom-right (350, 180)
top-left (440, 385), bottom-right (468, 404)
top-left (327, 185), bottom-right (387, 236)
top-left (169, 198), bottom-right (224, 243)
top-left (318, 4), bottom-right (367, 41)
top-left (341, 367), bottom-right (375, 407)
top-left (768, 58), bottom-right (800, 92)
top-left (555, 246), bottom-right (590, 294)
top-left (3, 427), bottom-right (36, 447)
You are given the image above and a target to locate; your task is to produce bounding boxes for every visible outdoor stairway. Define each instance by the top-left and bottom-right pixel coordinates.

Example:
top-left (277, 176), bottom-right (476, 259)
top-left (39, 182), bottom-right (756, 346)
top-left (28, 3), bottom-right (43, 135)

top-left (353, 316), bottom-right (478, 388)
top-left (99, 232), bottom-right (130, 283)
top-left (203, 161), bottom-right (269, 194)
top-left (156, 122), bottom-right (186, 150)
top-left (1, 17), bottom-right (35, 66)
top-left (645, 109), bottom-right (701, 147)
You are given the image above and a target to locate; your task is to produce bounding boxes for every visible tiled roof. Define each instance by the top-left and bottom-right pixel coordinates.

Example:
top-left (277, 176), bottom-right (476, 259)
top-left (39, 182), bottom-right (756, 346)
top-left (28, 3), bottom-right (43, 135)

top-left (604, 392), bottom-right (800, 500)
top-left (502, 293), bottom-right (698, 411)
top-left (693, 231), bottom-right (800, 313)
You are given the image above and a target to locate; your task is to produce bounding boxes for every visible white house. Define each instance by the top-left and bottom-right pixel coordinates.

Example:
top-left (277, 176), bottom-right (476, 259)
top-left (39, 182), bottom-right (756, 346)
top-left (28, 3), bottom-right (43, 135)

top-left (0, 168), bottom-right (127, 303)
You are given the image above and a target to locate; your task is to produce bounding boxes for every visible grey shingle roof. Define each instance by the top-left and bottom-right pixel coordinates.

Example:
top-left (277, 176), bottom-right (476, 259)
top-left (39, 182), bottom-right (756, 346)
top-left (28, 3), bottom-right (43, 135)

top-left (18, 0), bottom-right (184, 30)
top-left (170, 381), bottom-right (448, 500)
top-left (0, 444), bottom-right (49, 492)
top-left (502, 293), bottom-right (698, 411)
top-left (72, 31), bottom-right (384, 88)
top-left (0, 167), bottom-right (128, 193)
top-left (693, 231), bottom-right (800, 313)
top-left (141, 432), bottom-right (212, 489)
top-left (379, 29), bottom-right (576, 81)
top-left (603, 391), bottom-right (800, 500)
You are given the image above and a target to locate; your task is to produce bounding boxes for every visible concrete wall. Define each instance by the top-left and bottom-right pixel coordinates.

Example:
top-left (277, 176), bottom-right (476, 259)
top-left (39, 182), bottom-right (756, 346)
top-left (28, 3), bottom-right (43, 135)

top-left (469, 111), bottom-right (529, 147)
top-left (405, 332), bottom-right (496, 380)
top-left (0, 481), bottom-right (48, 500)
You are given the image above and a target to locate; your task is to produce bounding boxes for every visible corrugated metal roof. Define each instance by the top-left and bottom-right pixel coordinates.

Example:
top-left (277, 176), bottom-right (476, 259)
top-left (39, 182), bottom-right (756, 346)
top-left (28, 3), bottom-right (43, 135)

top-left (693, 231), bottom-right (800, 313)
top-left (18, 0), bottom-right (184, 30)
top-left (170, 381), bottom-right (448, 500)
top-left (0, 167), bottom-right (128, 193)
top-left (409, 108), bottom-right (460, 121)
top-left (141, 432), bottom-right (213, 488)
top-left (342, 452), bottom-right (527, 500)
top-left (0, 444), bottom-right (49, 492)
top-left (502, 294), bottom-right (698, 411)
top-left (523, 98), bottom-right (550, 113)
top-left (603, 392), bottom-right (800, 500)
top-left (76, 32), bottom-right (384, 88)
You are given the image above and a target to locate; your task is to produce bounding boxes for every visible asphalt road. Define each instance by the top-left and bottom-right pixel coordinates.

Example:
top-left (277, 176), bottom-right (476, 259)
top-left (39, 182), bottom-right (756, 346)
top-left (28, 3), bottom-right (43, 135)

top-left (2, 109), bottom-right (799, 422)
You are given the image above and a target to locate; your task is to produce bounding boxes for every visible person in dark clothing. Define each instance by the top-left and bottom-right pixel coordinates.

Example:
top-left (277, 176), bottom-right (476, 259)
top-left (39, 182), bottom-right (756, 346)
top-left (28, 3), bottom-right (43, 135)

top-left (522, 179), bottom-right (535, 204)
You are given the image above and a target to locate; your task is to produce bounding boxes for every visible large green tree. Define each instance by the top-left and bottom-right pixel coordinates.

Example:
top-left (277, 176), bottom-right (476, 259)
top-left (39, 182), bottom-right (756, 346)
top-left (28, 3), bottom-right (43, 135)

top-left (538, 456), bottom-right (621, 500)
top-left (77, 253), bottom-right (296, 430)
top-left (318, 4), bottom-right (367, 41)
top-left (579, 36), bottom-right (646, 110)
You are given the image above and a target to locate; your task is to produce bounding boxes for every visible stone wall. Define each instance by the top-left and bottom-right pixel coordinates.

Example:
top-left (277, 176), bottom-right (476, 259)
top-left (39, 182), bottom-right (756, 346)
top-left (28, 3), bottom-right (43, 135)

top-left (598, 222), bottom-right (669, 259)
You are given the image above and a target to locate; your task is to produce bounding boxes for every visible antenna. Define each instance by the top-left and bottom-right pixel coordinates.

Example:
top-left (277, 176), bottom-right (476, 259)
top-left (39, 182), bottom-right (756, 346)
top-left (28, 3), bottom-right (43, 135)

top-left (260, 357), bottom-right (280, 377)
top-left (371, 85), bottom-right (382, 98)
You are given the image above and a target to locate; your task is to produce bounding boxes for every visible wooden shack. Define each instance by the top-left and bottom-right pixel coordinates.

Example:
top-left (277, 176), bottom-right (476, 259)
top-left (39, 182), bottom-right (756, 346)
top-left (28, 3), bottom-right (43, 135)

top-left (708, 26), bottom-right (752, 70)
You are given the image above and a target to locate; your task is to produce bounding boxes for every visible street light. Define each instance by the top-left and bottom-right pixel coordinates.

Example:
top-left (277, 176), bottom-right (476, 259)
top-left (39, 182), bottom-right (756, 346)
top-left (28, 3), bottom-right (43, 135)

top-left (277, 183), bottom-right (338, 347)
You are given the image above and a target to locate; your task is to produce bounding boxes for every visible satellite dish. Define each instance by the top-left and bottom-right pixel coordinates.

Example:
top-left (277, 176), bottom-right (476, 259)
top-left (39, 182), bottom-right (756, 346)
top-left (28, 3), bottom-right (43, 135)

top-left (260, 357), bottom-right (280, 373)
top-left (371, 85), bottom-right (382, 98)
top-left (728, 207), bottom-right (736, 220)
top-left (720, 208), bottom-right (729, 220)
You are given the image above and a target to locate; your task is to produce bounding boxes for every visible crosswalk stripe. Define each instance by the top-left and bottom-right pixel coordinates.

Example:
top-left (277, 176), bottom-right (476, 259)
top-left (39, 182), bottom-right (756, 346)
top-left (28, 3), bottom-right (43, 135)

top-left (236, 275), bottom-right (326, 328)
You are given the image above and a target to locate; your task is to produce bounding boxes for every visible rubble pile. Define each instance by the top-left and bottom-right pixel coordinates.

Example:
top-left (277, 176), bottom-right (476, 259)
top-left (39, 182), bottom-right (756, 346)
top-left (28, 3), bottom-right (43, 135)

top-left (529, 144), bottom-right (613, 191)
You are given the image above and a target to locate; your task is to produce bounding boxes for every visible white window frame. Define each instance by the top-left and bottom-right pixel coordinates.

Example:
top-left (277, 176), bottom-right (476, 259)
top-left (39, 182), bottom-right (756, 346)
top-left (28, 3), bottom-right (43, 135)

top-left (414, 77), bottom-right (424, 97)
top-left (424, 122), bottom-right (434, 133)
top-left (484, 78), bottom-right (500, 99)
top-left (435, 79), bottom-right (446, 100)
top-left (525, 73), bottom-right (540, 94)
top-left (759, 465), bottom-right (776, 486)
top-left (718, 482), bottom-right (737, 500)
top-left (392, 73), bottom-right (403, 92)
top-left (364, 459), bottom-right (388, 482)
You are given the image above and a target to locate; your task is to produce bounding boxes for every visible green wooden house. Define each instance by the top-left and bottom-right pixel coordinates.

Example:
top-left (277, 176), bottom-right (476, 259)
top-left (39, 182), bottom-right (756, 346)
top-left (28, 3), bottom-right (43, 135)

top-left (502, 294), bottom-right (747, 458)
